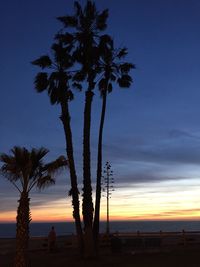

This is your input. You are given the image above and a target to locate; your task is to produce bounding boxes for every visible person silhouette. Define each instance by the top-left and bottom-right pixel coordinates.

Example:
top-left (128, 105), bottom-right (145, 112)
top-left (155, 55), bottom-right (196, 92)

top-left (48, 226), bottom-right (56, 252)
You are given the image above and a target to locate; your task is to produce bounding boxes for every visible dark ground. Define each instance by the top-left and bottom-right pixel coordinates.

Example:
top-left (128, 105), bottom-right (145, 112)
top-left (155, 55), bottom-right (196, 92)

top-left (1, 236), bottom-right (200, 267)
top-left (1, 247), bottom-right (200, 267)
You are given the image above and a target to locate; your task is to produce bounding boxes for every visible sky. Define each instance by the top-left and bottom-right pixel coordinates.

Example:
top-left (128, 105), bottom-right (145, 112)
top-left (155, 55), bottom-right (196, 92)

top-left (1, 0), bottom-right (200, 222)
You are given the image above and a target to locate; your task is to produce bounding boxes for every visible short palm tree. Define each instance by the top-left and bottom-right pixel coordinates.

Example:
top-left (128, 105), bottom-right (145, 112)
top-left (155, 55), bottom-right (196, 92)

top-left (32, 40), bottom-right (84, 253)
top-left (57, 1), bottom-right (108, 256)
top-left (0, 146), bottom-right (67, 267)
top-left (93, 38), bottom-right (134, 247)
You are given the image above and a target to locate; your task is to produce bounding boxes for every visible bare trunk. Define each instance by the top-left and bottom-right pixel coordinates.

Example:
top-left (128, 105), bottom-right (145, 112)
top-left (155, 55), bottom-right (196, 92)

top-left (14, 191), bottom-right (30, 267)
top-left (93, 91), bottom-right (107, 252)
top-left (60, 101), bottom-right (83, 254)
top-left (82, 90), bottom-right (95, 258)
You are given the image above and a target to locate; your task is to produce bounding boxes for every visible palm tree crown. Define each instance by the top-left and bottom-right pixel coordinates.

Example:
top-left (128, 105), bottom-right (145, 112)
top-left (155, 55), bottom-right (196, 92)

top-left (57, 0), bottom-right (109, 85)
top-left (98, 38), bottom-right (135, 94)
top-left (0, 146), bottom-right (67, 193)
top-left (32, 41), bottom-right (78, 105)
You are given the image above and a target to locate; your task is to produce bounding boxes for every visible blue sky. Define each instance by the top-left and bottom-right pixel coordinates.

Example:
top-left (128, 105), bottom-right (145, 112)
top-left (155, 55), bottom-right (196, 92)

top-left (1, 0), bottom-right (200, 221)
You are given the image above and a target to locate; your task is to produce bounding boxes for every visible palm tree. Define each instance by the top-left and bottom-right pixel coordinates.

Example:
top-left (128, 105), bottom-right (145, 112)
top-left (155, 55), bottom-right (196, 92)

top-left (57, 1), bottom-right (108, 256)
top-left (93, 38), bottom-right (135, 248)
top-left (0, 146), bottom-right (67, 267)
top-left (31, 40), bottom-right (84, 253)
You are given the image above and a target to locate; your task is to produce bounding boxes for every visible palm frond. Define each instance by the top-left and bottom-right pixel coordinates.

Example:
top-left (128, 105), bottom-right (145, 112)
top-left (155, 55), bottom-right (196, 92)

top-left (47, 72), bottom-right (62, 105)
top-left (57, 16), bottom-right (78, 27)
top-left (54, 33), bottom-right (74, 44)
top-left (117, 75), bottom-right (132, 87)
top-left (30, 147), bottom-right (49, 162)
top-left (67, 90), bottom-right (74, 101)
top-left (31, 56), bottom-right (52, 69)
top-left (117, 48), bottom-right (128, 59)
top-left (0, 167), bottom-right (20, 182)
top-left (49, 86), bottom-right (59, 105)
top-left (43, 155), bottom-right (68, 174)
top-left (96, 9), bottom-right (109, 30)
top-left (34, 72), bottom-right (49, 92)
top-left (36, 175), bottom-right (55, 190)
top-left (51, 43), bottom-right (74, 69)
top-left (0, 168), bottom-right (21, 192)
top-left (99, 35), bottom-right (113, 49)
top-left (120, 63), bottom-right (135, 74)
top-left (108, 83), bottom-right (112, 93)
top-left (72, 82), bottom-right (82, 91)
top-left (73, 71), bottom-right (86, 82)
top-left (85, 1), bottom-right (96, 21)
top-left (0, 153), bottom-right (14, 165)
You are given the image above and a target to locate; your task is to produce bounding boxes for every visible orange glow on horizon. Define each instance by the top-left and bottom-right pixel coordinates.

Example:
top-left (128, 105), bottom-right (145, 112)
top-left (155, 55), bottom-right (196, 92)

top-left (1, 179), bottom-right (200, 223)
top-left (1, 209), bottom-right (200, 223)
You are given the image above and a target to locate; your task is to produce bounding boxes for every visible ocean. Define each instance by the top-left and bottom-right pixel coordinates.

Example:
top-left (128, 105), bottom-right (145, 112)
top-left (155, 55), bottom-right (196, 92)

top-left (0, 221), bottom-right (200, 238)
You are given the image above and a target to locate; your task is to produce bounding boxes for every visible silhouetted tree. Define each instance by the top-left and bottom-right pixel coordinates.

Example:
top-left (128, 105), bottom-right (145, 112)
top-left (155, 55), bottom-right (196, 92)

top-left (32, 41), bottom-right (84, 253)
top-left (0, 147), bottom-right (67, 267)
top-left (93, 39), bottom-right (134, 248)
top-left (57, 1), bottom-right (109, 257)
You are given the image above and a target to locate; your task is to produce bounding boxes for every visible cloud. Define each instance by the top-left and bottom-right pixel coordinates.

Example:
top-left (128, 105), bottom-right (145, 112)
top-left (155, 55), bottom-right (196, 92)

top-left (169, 129), bottom-right (200, 140)
top-left (141, 208), bottom-right (200, 218)
top-left (97, 128), bottom-right (200, 187)
top-left (103, 130), bottom-right (200, 167)
top-left (115, 173), bottom-right (188, 186)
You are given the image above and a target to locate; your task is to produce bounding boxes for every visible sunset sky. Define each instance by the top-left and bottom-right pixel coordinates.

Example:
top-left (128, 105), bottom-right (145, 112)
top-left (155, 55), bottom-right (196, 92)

top-left (1, 0), bottom-right (200, 222)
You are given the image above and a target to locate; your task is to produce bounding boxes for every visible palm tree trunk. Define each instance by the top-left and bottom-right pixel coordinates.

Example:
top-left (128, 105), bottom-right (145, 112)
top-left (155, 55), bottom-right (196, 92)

top-left (82, 90), bottom-right (95, 258)
top-left (14, 191), bottom-right (30, 267)
top-left (60, 101), bottom-right (83, 254)
top-left (93, 91), bottom-right (107, 252)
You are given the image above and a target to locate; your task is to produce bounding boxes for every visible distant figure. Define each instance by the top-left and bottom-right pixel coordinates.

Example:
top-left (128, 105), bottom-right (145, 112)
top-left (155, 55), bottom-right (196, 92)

top-left (48, 226), bottom-right (56, 252)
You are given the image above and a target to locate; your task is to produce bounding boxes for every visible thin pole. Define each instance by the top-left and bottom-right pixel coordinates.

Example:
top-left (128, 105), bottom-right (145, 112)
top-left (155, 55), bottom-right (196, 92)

top-left (106, 164), bottom-right (109, 235)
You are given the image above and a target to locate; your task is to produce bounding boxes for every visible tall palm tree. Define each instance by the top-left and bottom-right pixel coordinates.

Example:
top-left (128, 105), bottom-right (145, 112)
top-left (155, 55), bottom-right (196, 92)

top-left (32, 40), bottom-right (84, 253)
top-left (93, 38), bottom-right (135, 248)
top-left (57, 1), bottom-right (108, 256)
top-left (0, 146), bottom-right (67, 267)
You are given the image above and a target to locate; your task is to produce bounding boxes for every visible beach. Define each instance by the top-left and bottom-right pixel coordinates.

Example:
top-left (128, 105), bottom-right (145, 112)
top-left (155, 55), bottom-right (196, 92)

top-left (1, 233), bottom-right (200, 267)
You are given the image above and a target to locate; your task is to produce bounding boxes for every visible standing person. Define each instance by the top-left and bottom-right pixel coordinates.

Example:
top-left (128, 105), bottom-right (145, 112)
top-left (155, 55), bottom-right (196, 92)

top-left (48, 226), bottom-right (56, 252)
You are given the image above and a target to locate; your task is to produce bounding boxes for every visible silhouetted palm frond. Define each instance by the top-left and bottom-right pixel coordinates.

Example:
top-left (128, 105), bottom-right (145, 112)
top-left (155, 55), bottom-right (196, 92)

top-left (57, 16), bottom-right (78, 28)
top-left (72, 70), bottom-right (86, 82)
top-left (43, 155), bottom-right (68, 174)
top-left (120, 63), bottom-right (135, 74)
top-left (116, 48), bottom-right (128, 59)
top-left (99, 34), bottom-right (113, 51)
top-left (117, 74), bottom-right (132, 87)
top-left (72, 82), bottom-right (82, 91)
top-left (55, 33), bottom-right (74, 45)
top-left (34, 72), bottom-right (49, 92)
top-left (96, 9), bottom-right (109, 30)
top-left (31, 56), bottom-right (52, 69)
top-left (36, 175), bottom-right (55, 190)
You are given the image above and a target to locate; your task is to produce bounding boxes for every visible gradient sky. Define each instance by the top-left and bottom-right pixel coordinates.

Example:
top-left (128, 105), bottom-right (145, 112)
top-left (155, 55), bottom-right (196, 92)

top-left (1, 0), bottom-right (200, 222)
